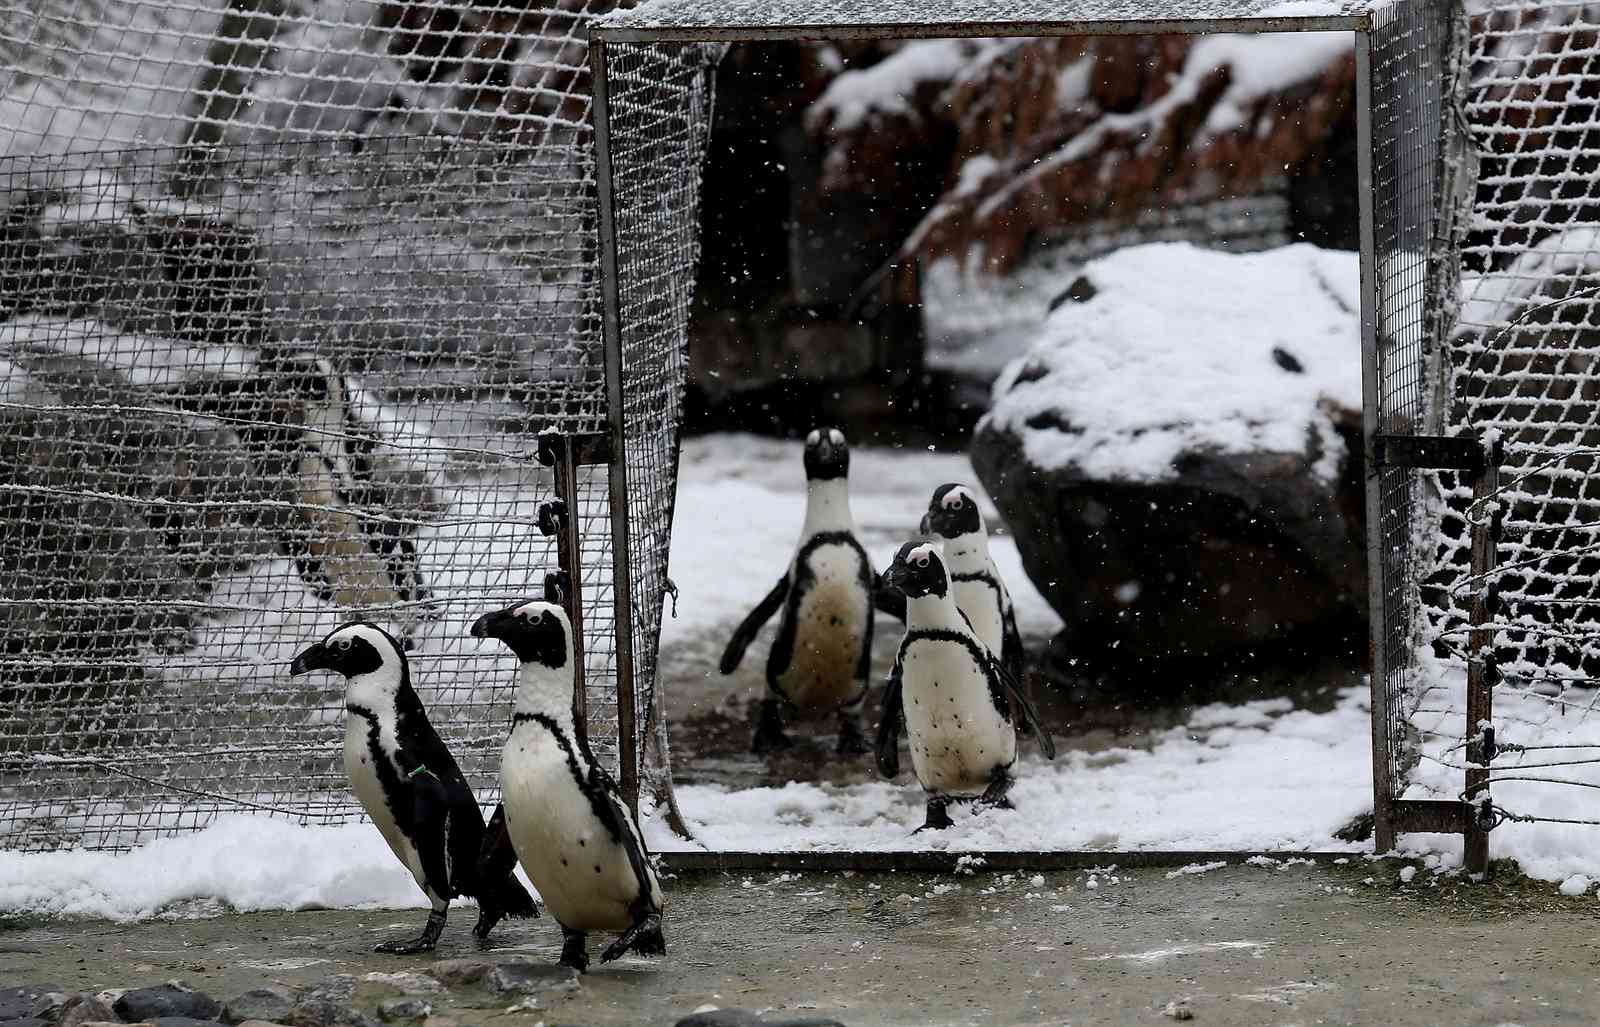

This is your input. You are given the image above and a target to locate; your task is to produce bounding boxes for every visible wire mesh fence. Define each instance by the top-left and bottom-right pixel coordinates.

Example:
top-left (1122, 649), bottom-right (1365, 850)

top-left (0, 1), bottom-right (631, 851)
top-left (1416, 0), bottom-right (1600, 838)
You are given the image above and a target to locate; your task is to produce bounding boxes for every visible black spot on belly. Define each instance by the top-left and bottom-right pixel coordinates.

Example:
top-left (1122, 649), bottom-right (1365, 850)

top-left (593, 864), bottom-right (602, 874)
top-left (561, 857), bottom-right (569, 867)
top-left (579, 838), bottom-right (586, 847)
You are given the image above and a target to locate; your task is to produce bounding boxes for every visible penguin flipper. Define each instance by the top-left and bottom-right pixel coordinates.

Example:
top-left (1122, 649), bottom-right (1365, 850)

top-left (719, 574), bottom-right (788, 675)
top-left (991, 659), bottom-right (1055, 761)
top-left (874, 658), bottom-right (905, 779)
top-left (1000, 595), bottom-right (1025, 684)
top-left (587, 764), bottom-right (662, 914)
top-left (409, 771), bottom-right (456, 900)
top-left (473, 804), bottom-right (541, 927)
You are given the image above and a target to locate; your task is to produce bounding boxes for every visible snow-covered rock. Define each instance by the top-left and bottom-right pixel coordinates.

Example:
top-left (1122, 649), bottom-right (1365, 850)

top-left (971, 242), bottom-right (1366, 670)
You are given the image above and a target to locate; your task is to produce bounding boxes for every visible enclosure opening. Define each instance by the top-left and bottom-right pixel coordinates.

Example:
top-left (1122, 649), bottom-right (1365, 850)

top-left (633, 31), bottom-right (1381, 854)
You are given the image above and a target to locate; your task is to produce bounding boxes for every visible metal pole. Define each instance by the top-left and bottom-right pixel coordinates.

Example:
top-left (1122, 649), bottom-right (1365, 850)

top-left (591, 32), bottom-right (641, 813)
top-left (1354, 27), bottom-right (1397, 855)
top-left (540, 439), bottom-right (588, 736)
top-left (1463, 438), bottom-right (1500, 877)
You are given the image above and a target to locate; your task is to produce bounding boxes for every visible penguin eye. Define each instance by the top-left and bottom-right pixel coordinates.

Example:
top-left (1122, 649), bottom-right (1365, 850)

top-left (914, 554), bottom-right (929, 568)
top-left (334, 638), bottom-right (351, 652)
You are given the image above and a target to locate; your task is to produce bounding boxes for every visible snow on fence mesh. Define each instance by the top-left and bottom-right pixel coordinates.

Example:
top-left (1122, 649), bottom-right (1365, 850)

top-left (1418, 0), bottom-right (1600, 835)
top-left (0, 0), bottom-right (667, 851)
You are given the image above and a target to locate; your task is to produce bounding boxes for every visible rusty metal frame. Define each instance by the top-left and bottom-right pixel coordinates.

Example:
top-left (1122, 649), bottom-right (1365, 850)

top-left (591, 0), bottom-right (1452, 862)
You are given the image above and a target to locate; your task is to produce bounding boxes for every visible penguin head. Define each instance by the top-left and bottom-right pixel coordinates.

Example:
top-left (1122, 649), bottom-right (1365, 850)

top-left (921, 483), bottom-right (985, 540)
top-left (882, 541), bottom-right (949, 599)
top-left (471, 599), bottom-right (571, 669)
top-left (802, 427), bottom-right (850, 481)
top-left (289, 622), bottom-right (407, 696)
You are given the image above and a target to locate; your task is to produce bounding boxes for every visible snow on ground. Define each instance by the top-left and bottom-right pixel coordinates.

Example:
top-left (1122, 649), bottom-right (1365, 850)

top-left (0, 816), bottom-right (442, 920)
top-left (1401, 654), bottom-right (1600, 887)
top-left (648, 688), bottom-right (1373, 854)
top-left (982, 242), bottom-right (1361, 483)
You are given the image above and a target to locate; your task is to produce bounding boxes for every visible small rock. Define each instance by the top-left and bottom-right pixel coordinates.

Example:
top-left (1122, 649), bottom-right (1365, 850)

top-left (283, 997), bottom-right (377, 1027)
top-left (1271, 346), bottom-right (1305, 374)
top-left (374, 1000), bottom-right (430, 1025)
top-left (29, 991), bottom-right (71, 1024)
top-left (115, 985), bottom-right (222, 1023)
top-left (223, 989), bottom-right (296, 1026)
top-left (486, 964), bottom-right (578, 996)
top-left (4, 1019), bottom-right (51, 1027)
top-left (359, 975), bottom-right (441, 997)
top-left (418, 1018), bottom-right (457, 1027)
top-left (1162, 1000), bottom-right (1195, 1021)
top-left (0, 986), bottom-right (65, 1021)
top-left (768, 1020), bottom-right (849, 1027)
top-left (673, 1010), bottom-right (763, 1027)
top-left (235, 1022), bottom-right (294, 1027)
top-left (425, 960), bottom-right (494, 989)
top-left (153, 1018), bottom-right (229, 1027)
top-left (57, 995), bottom-right (118, 1027)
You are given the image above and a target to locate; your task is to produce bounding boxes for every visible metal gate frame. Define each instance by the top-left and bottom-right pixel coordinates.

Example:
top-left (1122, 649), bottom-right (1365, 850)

top-left (591, 0), bottom-right (1467, 864)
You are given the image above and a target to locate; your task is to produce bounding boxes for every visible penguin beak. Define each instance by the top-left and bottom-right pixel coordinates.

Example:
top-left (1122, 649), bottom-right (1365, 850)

top-left (471, 608), bottom-right (510, 640)
top-left (289, 642), bottom-right (330, 676)
top-left (881, 563), bottom-right (907, 594)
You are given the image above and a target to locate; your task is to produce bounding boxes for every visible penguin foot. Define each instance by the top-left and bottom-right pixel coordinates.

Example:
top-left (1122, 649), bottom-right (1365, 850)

top-left (835, 716), bottom-right (869, 756)
top-left (601, 913), bottom-right (665, 963)
top-left (376, 910), bottom-right (446, 955)
top-left (974, 769), bottom-right (1016, 813)
top-left (751, 700), bottom-right (793, 754)
top-left (913, 797), bottom-right (955, 833)
top-left (471, 908), bottom-right (504, 944)
top-left (558, 926), bottom-right (590, 973)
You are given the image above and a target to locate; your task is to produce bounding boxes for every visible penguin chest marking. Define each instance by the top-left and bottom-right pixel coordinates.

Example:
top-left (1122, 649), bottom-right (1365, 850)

top-left (343, 713), bottom-right (429, 894)
top-left (500, 722), bottom-right (641, 932)
top-left (775, 542), bottom-right (870, 711)
top-left (900, 638), bottom-right (1016, 797)
top-left (951, 575), bottom-right (1005, 658)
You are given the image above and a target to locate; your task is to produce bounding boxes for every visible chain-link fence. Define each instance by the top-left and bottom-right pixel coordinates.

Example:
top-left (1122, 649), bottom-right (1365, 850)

top-left (1414, 0), bottom-right (1600, 845)
top-left (0, 0), bottom-right (642, 851)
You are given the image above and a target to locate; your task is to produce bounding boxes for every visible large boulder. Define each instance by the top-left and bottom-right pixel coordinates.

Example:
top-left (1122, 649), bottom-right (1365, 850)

top-left (971, 242), bottom-right (1366, 674)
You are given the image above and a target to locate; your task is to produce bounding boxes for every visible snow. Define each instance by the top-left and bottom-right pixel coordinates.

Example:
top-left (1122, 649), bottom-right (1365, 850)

top-left (0, 815), bottom-right (449, 920)
top-left (1458, 227), bottom-right (1600, 328)
top-left (982, 242), bottom-right (1362, 483)
top-left (608, 0), bottom-right (1376, 30)
top-left (1402, 654), bottom-right (1600, 884)
top-left (647, 688), bottom-right (1373, 853)
top-left (810, 40), bottom-right (990, 134)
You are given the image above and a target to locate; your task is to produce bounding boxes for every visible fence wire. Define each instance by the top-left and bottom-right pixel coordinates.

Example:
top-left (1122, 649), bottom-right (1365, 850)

top-left (1419, 0), bottom-right (1600, 833)
top-left (0, 1), bottom-right (634, 851)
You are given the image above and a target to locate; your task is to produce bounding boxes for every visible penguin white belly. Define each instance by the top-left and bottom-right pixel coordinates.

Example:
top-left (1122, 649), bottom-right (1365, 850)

top-left (501, 725), bottom-right (639, 932)
top-left (776, 544), bottom-right (869, 713)
top-left (900, 639), bottom-right (1016, 796)
top-left (343, 717), bottom-right (429, 894)
top-left (952, 577), bottom-right (1004, 657)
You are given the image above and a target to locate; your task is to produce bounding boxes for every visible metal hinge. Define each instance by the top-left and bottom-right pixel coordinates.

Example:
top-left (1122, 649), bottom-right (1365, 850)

top-left (1371, 433), bottom-right (1487, 472)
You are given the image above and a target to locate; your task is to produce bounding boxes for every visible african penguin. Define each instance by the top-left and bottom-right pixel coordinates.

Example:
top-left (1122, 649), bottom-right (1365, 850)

top-left (275, 356), bottom-right (433, 636)
top-left (921, 483), bottom-right (1024, 682)
top-left (472, 599), bottom-right (666, 972)
top-left (719, 427), bottom-right (901, 755)
top-left (288, 621), bottom-right (539, 952)
top-left (875, 542), bottom-right (1055, 832)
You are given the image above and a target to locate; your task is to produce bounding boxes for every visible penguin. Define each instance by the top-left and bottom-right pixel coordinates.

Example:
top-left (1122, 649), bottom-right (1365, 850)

top-left (471, 599), bottom-right (666, 972)
top-left (875, 541), bottom-right (1055, 832)
top-left (288, 621), bottom-right (539, 952)
top-left (273, 356), bottom-right (434, 623)
top-left (921, 483), bottom-right (1024, 682)
top-left (719, 427), bottom-right (901, 755)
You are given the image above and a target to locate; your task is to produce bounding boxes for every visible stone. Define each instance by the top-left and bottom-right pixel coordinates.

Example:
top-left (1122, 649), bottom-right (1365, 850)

top-left (672, 1011), bottom-right (764, 1027)
top-left (114, 986), bottom-right (222, 1024)
top-left (152, 1019), bottom-right (229, 1027)
top-left (56, 995), bottom-right (118, 1027)
top-left (223, 990), bottom-right (296, 1027)
top-left (3, 1019), bottom-right (50, 1027)
top-left (0, 984), bottom-right (65, 1021)
top-left (27, 992), bottom-right (70, 1024)
top-left (374, 1000), bottom-right (431, 1024)
top-left (424, 962), bottom-right (492, 989)
top-left (235, 1022), bottom-right (293, 1027)
top-left (973, 243), bottom-right (1367, 676)
top-left (768, 1020), bottom-right (849, 1027)
top-left (283, 986), bottom-right (376, 1027)
top-left (1162, 1000), bottom-right (1196, 1020)
top-left (357, 975), bottom-right (440, 997)
top-left (485, 964), bottom-right (577, 996)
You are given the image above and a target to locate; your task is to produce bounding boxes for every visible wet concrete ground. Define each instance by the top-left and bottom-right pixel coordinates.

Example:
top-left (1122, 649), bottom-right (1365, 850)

top-left (4, 861), bottom-right (1596, 1026)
